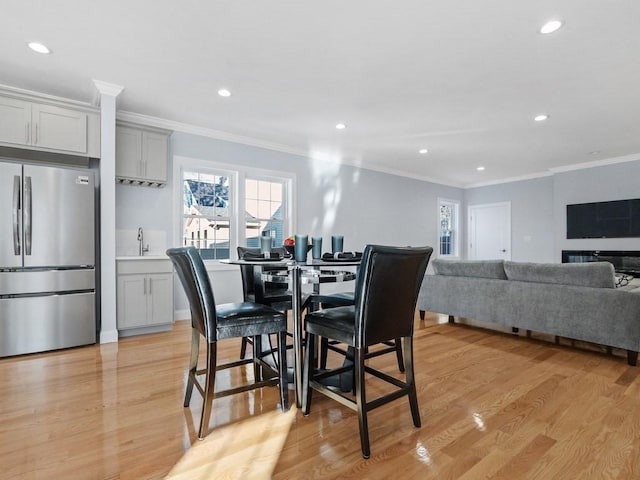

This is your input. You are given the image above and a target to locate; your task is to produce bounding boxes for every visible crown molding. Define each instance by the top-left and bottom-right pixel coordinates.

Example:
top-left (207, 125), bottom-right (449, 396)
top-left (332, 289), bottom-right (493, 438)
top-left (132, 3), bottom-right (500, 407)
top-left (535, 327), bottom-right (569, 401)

top-left (548, 152), bottom-right (640, 173)
top-left (343, 161), bottom-right (463, 187)
top-left (111, 110), bottom-right (640, 190)
top-left (116, 110), bottom-right (307, 157)
top-left (92, 79), bottom-right (124, 104)
top-left (464, 170), bottom-right (554, 189)
top-left (0, 82), bottom-right (96, 108)
top-left (115, 110), bottom-right (463, 187)
top-left (464, 152), bottom-right (640, 189)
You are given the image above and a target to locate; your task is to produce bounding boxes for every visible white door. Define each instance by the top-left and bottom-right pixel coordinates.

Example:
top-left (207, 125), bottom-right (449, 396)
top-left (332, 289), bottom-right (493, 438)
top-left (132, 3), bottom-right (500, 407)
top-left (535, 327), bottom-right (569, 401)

top-left (468, 202), bottom-right (511, 260)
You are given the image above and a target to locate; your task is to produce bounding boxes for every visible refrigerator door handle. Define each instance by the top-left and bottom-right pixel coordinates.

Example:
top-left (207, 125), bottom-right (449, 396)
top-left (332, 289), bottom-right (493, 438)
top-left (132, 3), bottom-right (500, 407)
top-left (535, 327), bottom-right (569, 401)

top-left (24, 176), bottom-right (32, 256)
top-left (12, 175), bottom-right (21, 255)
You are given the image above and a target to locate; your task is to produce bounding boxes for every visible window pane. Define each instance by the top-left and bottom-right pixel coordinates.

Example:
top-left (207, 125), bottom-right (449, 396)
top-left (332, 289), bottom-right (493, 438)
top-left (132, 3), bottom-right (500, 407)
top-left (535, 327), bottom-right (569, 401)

top-left (258, 200), bottom-right (272, 219)
top-left (271, 183), bottom-right (283, 202)
top-left (244, 177), bottom-right (286, 247)
top-left (246, 179), bottom-right (258, 199)
top-left (247, 221), bottom-right (284, 248)
top-left (182, 217), bottom-right (230, 260)
top-left (439, 202), bottom-right (456, 256)
top-left (183, 171), bottom-right (232, 260)
top-left (245, 198), bottom-right (259, 220)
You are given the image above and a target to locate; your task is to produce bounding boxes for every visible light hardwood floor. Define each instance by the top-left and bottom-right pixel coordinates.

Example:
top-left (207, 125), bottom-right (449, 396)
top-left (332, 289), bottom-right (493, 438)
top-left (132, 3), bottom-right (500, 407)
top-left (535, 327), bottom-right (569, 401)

top-left (2, 312), bottom-right (640, 479)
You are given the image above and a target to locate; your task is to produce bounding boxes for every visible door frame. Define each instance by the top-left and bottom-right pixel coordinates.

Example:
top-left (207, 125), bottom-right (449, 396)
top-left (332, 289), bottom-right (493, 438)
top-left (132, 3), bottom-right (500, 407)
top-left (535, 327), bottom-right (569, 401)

top-left (467, 201), bottom-right (511, 260)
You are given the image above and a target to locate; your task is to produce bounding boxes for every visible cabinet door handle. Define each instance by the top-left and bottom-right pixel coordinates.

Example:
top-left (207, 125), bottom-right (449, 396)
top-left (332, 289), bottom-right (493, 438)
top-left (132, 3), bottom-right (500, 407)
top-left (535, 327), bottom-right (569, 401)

top-left (35, 124), bottom-right (38, 144)
top-left (25, 123), bottom-right (29, 143)
top-left (143, 277), bottom-right (147, 295)
top-left (148, 278), bottom-right (152, 295)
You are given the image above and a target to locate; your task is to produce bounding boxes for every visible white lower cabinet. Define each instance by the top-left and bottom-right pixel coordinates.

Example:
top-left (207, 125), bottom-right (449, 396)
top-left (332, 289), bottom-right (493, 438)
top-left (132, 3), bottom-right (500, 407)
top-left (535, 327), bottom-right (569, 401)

top-left (117, 258), bottom-right (173, 334)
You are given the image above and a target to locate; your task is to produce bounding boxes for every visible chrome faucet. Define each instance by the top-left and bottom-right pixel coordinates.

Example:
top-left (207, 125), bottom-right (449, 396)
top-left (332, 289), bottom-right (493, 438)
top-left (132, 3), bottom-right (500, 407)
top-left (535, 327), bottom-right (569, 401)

top-left (137, 227), bottom-right (149, 256)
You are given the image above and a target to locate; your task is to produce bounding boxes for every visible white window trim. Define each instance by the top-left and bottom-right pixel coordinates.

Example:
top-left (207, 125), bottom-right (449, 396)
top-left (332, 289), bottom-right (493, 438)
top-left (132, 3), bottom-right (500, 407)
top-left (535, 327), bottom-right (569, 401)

top-left (437, 197), bottom-right (461, 259)
top-left (173, 155), bottom-right (296, 270)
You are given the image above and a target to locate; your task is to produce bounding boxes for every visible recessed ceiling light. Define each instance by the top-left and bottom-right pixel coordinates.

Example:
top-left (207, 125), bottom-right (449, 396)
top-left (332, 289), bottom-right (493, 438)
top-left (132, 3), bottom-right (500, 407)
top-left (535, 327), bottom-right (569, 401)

top-left (534, 114), bottom-right (549, 122)
top-left (539, 20), bottom-right (564, 35)
top-left (335, 123), bottom-right (346, 130)
top-left (27, 42), bottom-right (51, 54)
top-left (477, 166), bottom-right (485, 171)
top-left (217, 89), bottom-right (231, 97)
top-left (419, 149), bottom-right (428, 154)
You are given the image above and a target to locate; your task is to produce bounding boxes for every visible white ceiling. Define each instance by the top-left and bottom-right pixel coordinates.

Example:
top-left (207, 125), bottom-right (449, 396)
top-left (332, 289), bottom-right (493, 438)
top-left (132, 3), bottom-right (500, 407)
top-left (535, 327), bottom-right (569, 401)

top-left (2, 0), bottom-right (640, 187)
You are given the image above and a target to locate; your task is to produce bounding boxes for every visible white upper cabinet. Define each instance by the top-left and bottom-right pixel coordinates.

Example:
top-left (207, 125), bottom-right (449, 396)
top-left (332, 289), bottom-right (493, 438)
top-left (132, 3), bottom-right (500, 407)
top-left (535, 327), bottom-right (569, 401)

top-left (32, 104), bottom-right (88, 153)
top-left (0, 91), bottom-right (100, 157)
top-left (0, 97), bottom-right (31, 145)
top-left (115, 125), bottom-right (142, 179)
top-left (116, 123), bottom-right (170, 187)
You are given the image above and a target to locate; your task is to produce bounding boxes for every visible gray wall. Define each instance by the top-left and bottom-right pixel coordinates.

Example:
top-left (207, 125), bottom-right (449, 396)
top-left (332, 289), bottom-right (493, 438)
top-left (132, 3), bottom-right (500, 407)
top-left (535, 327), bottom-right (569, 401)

top-left (554, 158), bottom-right (640, 258)
top-left (464, 157), bottom-right (640, 264)
top-left (116, 130), bottom-right (640, 317)
top-left (464, 176), bottom-right (556, 263)
top-left (116, 132), bottom-right (463, 313)
top-left (170, 132), bottom-right (462, 249)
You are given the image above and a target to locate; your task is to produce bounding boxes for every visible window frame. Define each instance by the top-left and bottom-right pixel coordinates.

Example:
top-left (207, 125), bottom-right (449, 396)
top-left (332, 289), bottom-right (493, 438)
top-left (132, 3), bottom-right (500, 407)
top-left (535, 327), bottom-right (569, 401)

top-left (437, 197), bottom-right (461, 258)
top-left (173, 155), bottom-right (296, 270)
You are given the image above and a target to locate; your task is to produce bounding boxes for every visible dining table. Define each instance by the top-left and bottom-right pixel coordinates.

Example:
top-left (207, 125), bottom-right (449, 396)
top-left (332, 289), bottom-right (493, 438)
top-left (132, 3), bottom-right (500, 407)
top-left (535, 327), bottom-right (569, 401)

top-left (222, 256), bottom-right (361, 407)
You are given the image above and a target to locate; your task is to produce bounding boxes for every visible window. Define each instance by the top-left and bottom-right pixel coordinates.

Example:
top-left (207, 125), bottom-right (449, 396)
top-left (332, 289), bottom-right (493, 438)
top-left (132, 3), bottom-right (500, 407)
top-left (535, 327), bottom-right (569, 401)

top-left (182, 170), bottom-right (232, 260)
top-left (244, 178), bottom-right (286, 248)
top-left (176, 156), bottom-right (294, 262)
top-left (438, 198), bottom-right (460, 257)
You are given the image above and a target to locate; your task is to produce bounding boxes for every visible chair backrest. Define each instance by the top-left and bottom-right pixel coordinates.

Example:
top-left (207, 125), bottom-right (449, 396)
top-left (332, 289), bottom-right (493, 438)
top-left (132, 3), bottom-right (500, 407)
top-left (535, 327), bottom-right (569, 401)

top-left (354, 245), bottom-right (433, 347)
top-left (237, 246), bottom-right (289, 302)
top-left (167, 247), bottom-right (217, 342)
top-left (237, 247), bottom-right (260, 299)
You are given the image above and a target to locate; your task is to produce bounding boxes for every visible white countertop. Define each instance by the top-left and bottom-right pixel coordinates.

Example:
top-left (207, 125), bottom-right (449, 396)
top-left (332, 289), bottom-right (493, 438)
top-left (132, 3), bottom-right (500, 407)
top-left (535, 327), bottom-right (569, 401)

top-left (116, 255), bottom-right (169, 261)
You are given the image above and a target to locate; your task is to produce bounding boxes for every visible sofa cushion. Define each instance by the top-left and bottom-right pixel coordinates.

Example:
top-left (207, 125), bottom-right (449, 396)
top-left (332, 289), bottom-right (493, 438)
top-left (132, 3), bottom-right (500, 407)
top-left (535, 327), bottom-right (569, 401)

top-left (432, 259), bottom-right (506, 280)
top-left (503, 261), bottom-right (615, 289)
top-left (615, 273), bottom-right (635, 288)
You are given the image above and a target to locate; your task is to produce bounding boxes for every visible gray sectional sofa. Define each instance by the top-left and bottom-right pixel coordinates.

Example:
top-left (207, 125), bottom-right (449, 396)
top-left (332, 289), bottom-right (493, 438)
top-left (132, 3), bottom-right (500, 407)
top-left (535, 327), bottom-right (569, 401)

top-left (418, 259), bottom-right (640, 365)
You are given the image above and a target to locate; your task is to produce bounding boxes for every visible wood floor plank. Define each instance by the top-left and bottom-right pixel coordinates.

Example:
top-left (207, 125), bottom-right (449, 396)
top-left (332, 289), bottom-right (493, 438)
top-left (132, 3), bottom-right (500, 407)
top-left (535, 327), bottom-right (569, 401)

top-left (2, 312), bottom-right (640, 479)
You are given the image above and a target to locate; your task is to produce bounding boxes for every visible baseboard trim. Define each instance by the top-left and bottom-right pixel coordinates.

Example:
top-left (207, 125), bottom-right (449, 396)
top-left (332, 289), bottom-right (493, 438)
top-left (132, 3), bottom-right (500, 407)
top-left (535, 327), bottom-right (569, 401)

top-left (99, 329), bottom-right (119, 344)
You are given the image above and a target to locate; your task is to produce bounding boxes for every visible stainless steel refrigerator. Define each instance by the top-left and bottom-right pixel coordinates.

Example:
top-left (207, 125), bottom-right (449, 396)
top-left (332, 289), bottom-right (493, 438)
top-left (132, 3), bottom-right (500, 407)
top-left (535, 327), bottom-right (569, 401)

top-left (0, 158), bottom-right (96, 357)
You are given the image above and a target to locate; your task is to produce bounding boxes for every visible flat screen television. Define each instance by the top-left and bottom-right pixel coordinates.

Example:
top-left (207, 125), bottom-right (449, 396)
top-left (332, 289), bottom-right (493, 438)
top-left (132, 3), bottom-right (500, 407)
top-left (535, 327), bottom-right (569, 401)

top-left (567, 199), bottom-right (640, 238)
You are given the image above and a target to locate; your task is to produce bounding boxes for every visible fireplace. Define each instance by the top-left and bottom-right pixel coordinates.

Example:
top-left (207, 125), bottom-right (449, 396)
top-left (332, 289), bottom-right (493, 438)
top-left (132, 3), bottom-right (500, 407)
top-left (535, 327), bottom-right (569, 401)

top-left (562, 250), bottom-right (640, 275)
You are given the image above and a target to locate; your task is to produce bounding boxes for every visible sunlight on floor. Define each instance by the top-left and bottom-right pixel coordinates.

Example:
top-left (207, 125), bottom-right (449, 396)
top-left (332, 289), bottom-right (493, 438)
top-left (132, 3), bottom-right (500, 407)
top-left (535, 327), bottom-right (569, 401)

top-left (164, 408), bottom-right (297, 480)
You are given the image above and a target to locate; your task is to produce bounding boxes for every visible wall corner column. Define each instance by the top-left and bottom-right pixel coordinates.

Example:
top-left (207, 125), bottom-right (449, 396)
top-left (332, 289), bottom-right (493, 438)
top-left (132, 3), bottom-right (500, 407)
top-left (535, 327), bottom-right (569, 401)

top-left (93, 80), bottom-right (124, 344)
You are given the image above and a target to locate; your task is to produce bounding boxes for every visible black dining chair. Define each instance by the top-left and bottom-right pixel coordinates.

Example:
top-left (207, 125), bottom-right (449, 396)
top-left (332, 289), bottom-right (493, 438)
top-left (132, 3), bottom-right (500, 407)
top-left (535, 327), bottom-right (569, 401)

top-left (302, 245), bottom-right (433, 458)
top-left (310, 290), bottom-right (405, 373)
top-left (167, 247), bottom-right (289, 440)
top-left (237, 246), bottom-right (293, 359)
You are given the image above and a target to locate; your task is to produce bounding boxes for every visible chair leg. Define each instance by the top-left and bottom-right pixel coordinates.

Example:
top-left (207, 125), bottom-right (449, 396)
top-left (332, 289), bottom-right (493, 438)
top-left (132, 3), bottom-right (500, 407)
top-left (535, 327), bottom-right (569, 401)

top-left (394, 337), bottom-right (405, 373)
top-left (198, 341), bottom-right (217, 439)
top-left (404, 336), bottom-right (421, 428)
top-left (184, 327), bottom-right (200, 407)
top-left (302, 332), bottom-right (316, 416)
top-left (320, 337), bottom-right (329, 369)
top-left (277, 330), bottom-right (289, 411)
top-left (252, 335), bottom-right (263, 382)
top-left (240, 336), bottom-right (248, 359)
top-left (355, 347), bottom-right (370, 459)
